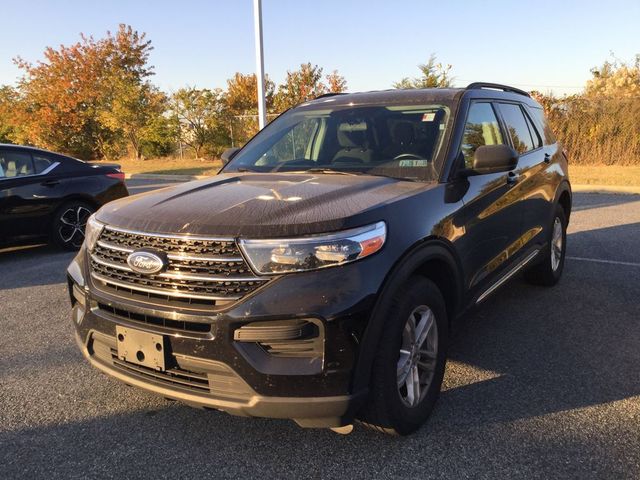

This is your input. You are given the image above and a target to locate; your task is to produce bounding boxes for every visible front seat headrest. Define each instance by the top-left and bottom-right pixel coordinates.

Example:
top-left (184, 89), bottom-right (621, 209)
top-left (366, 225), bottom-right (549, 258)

top-left (337, 121), bottom-right (368, 149)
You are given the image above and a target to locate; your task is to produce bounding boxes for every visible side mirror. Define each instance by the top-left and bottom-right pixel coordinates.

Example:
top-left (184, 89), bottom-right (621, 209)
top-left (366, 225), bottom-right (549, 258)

top-left (472, 145), bottom-right (518, 174)
top-left (220, 147), bottom-right (241, 165)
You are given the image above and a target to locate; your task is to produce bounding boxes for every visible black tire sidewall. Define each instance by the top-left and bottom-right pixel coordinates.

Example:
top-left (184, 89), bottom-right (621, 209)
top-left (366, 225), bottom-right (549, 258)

top-left (549, 206), bottom-right (567, 281)
top-left (377, 277), bottom-right (448, 434)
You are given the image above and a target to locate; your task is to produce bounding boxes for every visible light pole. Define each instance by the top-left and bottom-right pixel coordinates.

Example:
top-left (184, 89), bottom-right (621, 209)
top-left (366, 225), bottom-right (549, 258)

top-left (253, 0), bottom-right (267, 130)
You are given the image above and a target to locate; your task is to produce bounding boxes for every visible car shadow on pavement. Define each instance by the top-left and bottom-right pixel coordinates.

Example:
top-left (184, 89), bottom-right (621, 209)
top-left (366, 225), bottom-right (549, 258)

top-left (440, 221), bottom-right (640, 429)
top-left (0, 243), bottom-right (75, 290)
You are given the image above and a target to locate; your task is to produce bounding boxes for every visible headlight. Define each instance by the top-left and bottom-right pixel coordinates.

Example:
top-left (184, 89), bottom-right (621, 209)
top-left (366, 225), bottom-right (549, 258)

top-left (84, 214), bottom-right (104, 251)
top-left (239, 221), bottom-right (386, 275)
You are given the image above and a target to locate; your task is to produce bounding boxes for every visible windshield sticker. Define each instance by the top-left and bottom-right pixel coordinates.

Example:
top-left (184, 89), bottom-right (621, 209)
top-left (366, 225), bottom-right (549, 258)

top-left (399, 159), bottom-right (430, 167)
top-left (422, 113), bottom-right (436, 122)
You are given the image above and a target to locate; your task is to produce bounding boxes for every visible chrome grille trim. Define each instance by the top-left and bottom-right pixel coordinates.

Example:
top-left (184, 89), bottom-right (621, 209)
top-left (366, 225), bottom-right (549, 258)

top-left (96, 240), bottom-right (244, 263)
top-left (91, 271), bottom-right (243, 301)
top-left (90, 253), bottom-right (262, 283)
top-left (104, 224), bottom-right (234, 242)
top-left (90, 226), bottom-right (268, 307)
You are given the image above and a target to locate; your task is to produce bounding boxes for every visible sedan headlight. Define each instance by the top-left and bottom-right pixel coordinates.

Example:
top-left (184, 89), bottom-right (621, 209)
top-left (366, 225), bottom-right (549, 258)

top-left (239, 221), bottom-right (386, 275)
top-left (84, 214), bottom-right (104, 251)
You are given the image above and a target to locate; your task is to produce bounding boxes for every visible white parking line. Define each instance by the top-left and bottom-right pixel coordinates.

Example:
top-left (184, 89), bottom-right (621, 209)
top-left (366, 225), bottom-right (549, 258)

top-left (567, 256), bottom-right (640, 267)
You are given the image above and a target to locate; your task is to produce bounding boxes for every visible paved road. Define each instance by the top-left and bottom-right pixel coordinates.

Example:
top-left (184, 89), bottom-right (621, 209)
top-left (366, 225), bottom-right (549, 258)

top-left (1, 182), bottom-right (639, 479)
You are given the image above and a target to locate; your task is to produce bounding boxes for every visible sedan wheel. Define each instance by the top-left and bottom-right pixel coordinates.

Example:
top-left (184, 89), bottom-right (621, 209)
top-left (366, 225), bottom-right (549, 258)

top-left (52, 202), bottom-right (94, 250)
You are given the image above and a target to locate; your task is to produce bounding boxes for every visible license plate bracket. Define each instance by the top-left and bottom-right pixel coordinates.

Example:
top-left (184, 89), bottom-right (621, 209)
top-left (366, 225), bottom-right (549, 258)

top-left (116, 326), bottom-right (166, 371)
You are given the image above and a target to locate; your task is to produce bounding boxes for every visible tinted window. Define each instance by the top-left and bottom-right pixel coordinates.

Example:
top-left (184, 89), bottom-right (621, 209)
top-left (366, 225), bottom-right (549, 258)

top-left (225, 104), bottom-right (450, 182)
top-left (524, 110), bottom-right (542, 149)
top-left (33, 154), bottom-right (55, 174)
top-left (498, 103), bottom-right (534, 154)
top-left (0, 150), bottom-right (35, 178)
top-left (460, 102), bottom-right (504, 168)
top-left (261, 117), bottom-right (321, 165)
top-left (529, 107), bottom-right (557, 145)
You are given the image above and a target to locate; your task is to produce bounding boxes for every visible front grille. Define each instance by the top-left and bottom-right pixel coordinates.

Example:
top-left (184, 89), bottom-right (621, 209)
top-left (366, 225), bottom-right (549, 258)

top-left (90, 226), bottom-right (267, 309)
top-left (97, 303), bottom-right (211, 334)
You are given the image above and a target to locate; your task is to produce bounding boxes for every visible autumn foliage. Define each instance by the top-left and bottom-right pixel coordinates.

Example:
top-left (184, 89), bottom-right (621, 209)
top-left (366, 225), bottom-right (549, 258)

top-left (0, 25), bottom-right (348, 160)
top-left (2, 25), bottom-right (638, 166)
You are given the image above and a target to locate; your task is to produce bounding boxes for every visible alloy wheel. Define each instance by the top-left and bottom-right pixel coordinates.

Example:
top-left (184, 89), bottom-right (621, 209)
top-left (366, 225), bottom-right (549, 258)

top-left (58, 206), bottom-right (92, 248)
top-left (397, 305), bottom-right (438, 407)
top-left (550, 217), bottom-right (563, 272)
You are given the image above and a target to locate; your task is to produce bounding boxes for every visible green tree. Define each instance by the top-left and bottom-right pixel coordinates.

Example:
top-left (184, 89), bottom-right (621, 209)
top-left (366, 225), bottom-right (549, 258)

top-left (171, 87), bottom-right (229, 158)
top-left (394, 54), bottom-right (453, 89)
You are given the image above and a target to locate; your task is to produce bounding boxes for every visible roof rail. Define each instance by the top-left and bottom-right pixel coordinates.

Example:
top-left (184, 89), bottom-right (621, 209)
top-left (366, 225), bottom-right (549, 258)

top-left (466, 82), bottom-right (530, 98)
top-left (314, 92), bottom-right (347, 100)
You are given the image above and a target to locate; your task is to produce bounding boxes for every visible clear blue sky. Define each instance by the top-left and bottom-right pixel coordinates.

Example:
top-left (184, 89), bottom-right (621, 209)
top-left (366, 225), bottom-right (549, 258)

top-left (1, 0), bottom-right (638, 96)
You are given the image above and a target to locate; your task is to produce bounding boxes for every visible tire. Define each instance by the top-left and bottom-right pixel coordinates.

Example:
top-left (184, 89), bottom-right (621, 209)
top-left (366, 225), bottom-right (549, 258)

top-left (51, 201), bottom-right (95, 251)
top-left (358, 276), bottom-right (448, 435)
top-left (524, 204), bottom-right (567, 286)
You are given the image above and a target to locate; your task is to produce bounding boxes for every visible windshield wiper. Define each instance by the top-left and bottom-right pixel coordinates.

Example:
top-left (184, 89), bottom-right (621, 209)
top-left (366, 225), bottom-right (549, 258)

top-left (286, 168), bottom-right (359, 176)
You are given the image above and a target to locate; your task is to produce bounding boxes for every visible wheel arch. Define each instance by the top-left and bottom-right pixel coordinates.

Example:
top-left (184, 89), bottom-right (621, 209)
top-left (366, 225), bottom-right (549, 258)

top-left (350, 237), bottom-right (464, 395)
top-left (554, 180), bottom-right (572, 223)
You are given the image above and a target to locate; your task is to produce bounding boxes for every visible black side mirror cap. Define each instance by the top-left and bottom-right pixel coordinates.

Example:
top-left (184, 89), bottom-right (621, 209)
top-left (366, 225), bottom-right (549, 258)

top-left (221, 147), bottom-right (241, 165)
top-left (471, 145), bottom-right (518, 174)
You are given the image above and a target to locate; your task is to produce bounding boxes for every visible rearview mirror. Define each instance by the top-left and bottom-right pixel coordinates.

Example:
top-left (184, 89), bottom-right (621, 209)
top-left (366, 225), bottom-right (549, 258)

top-left (472, 145), bottom-right (518, 174)
top-left (221, 147), bottom-right (241, 165)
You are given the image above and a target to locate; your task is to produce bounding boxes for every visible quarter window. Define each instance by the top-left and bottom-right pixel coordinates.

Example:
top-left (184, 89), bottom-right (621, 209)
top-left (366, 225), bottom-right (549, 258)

top-left (524, 111), bottom-right (542, 149)
top-left (529, 107), bottom-right (557, 145)
top-left (33, 154), bottom-right (54, 174)
top-left (460, 103), bottom-right (504, 168)
top-left (497, 103), bottom-right (535, 154)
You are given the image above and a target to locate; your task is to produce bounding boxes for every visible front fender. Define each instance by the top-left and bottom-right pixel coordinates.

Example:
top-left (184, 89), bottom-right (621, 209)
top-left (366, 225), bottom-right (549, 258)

top-left (350, 239), bottom-right (463, 395)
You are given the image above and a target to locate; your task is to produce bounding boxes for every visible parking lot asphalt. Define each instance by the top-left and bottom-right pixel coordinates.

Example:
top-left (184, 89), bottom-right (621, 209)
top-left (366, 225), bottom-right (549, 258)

top-left (1, 179), bottom-right (639, 479)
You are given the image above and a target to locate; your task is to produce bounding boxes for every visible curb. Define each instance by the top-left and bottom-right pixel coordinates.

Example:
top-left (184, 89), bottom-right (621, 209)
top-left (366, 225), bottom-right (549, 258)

top-left (124, 174), bottom-right (640, 195)
top-left (125, 173), bottom-right (209, 181)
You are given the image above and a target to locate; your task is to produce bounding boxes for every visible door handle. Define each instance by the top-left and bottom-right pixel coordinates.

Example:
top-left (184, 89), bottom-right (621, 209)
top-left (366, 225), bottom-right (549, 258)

top-left (41, 180), bottom-right (60, 187)
top-left (544, 153), bottom-right (551, 164)
top-left (507, 171), bottom-right (519, 186)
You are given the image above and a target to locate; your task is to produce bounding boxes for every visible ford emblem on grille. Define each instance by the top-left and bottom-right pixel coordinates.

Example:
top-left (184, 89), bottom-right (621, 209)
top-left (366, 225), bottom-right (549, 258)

top-left (126, 250), bottom-right (167, 275)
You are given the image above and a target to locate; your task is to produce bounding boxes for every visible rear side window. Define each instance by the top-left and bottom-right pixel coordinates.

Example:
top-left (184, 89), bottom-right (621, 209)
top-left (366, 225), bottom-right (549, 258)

top-left (529, 107), bottom-right (557, 145)
top-left (0, 150), bottom-right (35, 178)
top-left (524, 111), bottom-right (542, 149)
top-left (33, 154), bottom-right (54, 174)
top-left (497, 103), bottom-right (535, 154)
top-left (460, 102), bottom-right (504, 168)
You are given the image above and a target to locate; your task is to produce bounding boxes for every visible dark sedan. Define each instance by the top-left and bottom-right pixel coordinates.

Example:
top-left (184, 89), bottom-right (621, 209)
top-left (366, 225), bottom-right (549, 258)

top-left (0, 144), bottom-right (128, 250)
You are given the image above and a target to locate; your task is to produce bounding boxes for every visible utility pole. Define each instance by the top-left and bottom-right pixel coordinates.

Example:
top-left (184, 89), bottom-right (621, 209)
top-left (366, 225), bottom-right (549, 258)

top-left (253, 0), bottom-right (267, 130)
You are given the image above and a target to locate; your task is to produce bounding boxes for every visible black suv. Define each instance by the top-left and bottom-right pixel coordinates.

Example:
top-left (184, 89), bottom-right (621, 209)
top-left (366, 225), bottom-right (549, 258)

top-left (68, 83), bottom-right (571, 435)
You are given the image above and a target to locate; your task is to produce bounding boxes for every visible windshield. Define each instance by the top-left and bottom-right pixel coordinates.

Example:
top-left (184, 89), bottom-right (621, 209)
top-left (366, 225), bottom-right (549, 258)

top-left (223, 103), bottom-right (451, 181)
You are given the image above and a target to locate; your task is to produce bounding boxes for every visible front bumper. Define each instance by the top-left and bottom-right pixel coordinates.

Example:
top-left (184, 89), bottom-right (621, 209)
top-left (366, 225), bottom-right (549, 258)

top-left (68, 246), bottom-right (388, 427)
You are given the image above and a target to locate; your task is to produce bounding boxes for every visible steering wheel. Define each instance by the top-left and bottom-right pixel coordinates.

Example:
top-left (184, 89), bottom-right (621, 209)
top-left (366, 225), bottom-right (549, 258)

top-left (393, 153), bottom-right (426, 162)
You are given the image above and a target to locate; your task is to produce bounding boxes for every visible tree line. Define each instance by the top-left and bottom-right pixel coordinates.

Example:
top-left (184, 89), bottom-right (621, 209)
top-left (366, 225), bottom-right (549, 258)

top-left (1, 24), bottom-right (638, 166)
top-left (532, 55), bottom-right (640, 166)
top-left (0, 25), bottom-right (350, 160)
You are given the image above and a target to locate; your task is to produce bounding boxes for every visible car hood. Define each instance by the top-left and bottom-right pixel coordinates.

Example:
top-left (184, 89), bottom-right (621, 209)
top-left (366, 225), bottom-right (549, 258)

top-left (96, 172), bottom-right (436, 237)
